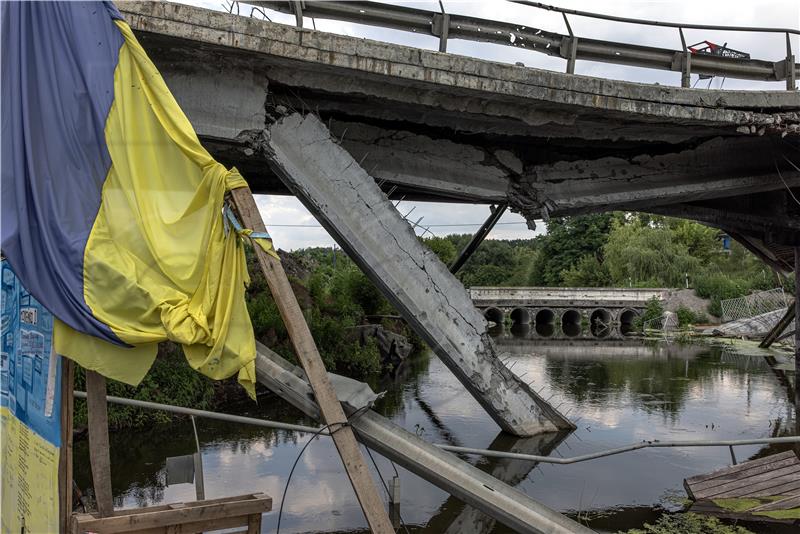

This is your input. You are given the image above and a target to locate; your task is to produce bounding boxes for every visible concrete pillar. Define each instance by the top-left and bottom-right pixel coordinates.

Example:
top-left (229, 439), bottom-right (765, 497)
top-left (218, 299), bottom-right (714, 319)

top-left (260, 112), bottom-right (574, 436)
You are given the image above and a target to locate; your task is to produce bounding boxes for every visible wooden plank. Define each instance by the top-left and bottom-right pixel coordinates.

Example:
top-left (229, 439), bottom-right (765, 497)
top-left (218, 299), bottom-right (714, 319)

top-left (698, 464), bottom-right (800, 499)
top-left (247, 513), bottom-right (260, 534)
top-left (686, 451), bottom-right (798, 485)
top-left (73, 494), bottom-right (272, 533)
top-left (230, 187), bottom-right (393, 534)
top-left (715, 470), bottom-right (800, 499)
top-left (124, 514), bottom-right (252, 534)
top-left (86, 370), bottom-right (113, 517)
top-left (690, 455), bottom-right (800, 492)
top-left (107, 493), bottom-right (266, 516)
top-left (750, 494), bottom-right (800, 512)
top-left (737, 478), bottom-right (800, 498)
top-left (59, 358), bottom-right (75, 533)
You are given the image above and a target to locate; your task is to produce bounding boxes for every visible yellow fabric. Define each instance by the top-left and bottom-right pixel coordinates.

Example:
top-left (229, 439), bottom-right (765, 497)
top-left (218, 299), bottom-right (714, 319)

top-left (54, 20), bottom-right (265, 397)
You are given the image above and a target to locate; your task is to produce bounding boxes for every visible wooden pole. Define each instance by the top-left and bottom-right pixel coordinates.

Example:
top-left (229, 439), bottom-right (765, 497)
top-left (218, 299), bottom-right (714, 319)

top-left (86, 370), bottom-right (114, 517)
top-left (230, 187), bottom-right (393, 533)
top-left (795, 247), bottom-right (799, 438)
top-left (58, 358), bottom-right (75, 533)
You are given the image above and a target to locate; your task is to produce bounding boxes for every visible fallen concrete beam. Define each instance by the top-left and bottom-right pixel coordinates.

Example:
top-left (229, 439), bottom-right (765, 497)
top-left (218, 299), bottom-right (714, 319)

top-left (254, 343), bottom-right (592, 534)
top-left (258, 112), bottom-right (573, 436)
top-left (510, 137), bottom-right (800, 220)
top-left (439, 433), bottom-right (567, 534)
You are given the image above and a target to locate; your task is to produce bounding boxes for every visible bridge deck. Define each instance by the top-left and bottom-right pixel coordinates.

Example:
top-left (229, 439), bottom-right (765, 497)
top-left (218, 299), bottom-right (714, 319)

top-left (121, 2), bottom-right (798, 271)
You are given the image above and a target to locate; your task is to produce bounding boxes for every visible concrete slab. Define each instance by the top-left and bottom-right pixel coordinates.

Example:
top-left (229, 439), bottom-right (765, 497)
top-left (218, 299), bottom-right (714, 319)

top-left (260, 112), bottom-right (574, 436)
top-left (254, 343), bottom-right (590, 534)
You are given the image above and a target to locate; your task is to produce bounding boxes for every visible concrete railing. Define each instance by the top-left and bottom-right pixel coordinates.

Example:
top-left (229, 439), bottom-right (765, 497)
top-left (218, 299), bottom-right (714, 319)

top-left (469, 286), bottom-right (670, 305)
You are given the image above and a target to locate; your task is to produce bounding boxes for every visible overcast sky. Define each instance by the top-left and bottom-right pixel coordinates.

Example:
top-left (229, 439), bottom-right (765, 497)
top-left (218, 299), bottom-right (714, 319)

top-left (187, 0), bottom-right (799, 250)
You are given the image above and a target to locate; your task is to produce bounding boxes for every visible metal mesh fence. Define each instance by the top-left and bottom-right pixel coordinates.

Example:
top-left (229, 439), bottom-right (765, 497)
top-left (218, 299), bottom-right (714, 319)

top-left (720, 288), bottom-right (792, 323)
top-left (644, 311), bottom-right (679, 338)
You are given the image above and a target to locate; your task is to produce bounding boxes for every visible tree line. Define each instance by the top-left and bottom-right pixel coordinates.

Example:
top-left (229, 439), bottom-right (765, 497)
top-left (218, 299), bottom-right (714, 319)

top-left (424, 213), bottom-right (794, 318)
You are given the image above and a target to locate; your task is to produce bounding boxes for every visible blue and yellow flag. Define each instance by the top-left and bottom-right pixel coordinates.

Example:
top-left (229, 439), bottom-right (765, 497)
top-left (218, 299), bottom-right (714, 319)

top-left (1, 2), bottom-right (278, 396)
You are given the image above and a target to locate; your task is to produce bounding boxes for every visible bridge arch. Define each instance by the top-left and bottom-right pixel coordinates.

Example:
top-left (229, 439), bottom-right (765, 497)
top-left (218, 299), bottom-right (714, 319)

top-left (483, 307), bottom-right (505, 326)
top-left (589, 308), bottom-right (612, 338)
top-left (510, 307), bottom-right (531, 326)
top-left (561, 309), bottom-right (582, 338)
top-left (534, 308), bottom-right (556, 337)
top-left (619, 308), bottom-right (639, 336)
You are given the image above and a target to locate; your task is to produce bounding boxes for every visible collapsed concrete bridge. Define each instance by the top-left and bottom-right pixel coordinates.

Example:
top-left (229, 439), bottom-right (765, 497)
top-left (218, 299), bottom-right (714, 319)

top-left (121, 0), bottom-right (799, 273)
top-left (109, 2), bottom-right (799, 531)
top-left (470, 286), bottom-right (669, 338)
top-left (115, 0), bottom-right (800, 433)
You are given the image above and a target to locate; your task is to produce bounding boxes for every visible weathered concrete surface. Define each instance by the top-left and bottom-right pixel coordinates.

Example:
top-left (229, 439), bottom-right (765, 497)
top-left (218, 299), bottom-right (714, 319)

top-left (260, 112), bottom-right (573, 436)
top-left (118, 1), bottom-right (798, 268)
top-left (433, 432), bottom-right (568, 534)
top-left (254, 343), bottom-right (592, 534)
top-left (470, 287), bottom-right (669, 307)
top-left (705, 309), bottom-right (791, 338)
top-left (120, 1), bottom-right (799, 135)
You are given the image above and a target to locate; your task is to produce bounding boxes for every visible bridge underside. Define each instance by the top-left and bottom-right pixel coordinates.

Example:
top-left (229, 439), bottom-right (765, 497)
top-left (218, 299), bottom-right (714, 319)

top-left (123, 2), bottom-right (798, 271)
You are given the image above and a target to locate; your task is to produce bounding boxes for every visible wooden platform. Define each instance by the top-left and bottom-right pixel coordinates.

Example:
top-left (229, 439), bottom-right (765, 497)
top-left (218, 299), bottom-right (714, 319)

top-left (684, 450), bottom-right (800, 524)
top-left (71, 493), bottom-right (271, 534)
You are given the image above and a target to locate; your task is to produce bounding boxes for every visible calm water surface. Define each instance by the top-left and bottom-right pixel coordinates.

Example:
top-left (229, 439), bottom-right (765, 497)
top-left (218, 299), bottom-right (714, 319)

top-left (74, 337), bottom-right (798, 533)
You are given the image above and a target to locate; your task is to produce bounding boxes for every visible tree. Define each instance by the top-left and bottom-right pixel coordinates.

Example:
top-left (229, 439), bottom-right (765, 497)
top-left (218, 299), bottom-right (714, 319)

top-left (530, 214), bottom-right (617, 286)
top-left (422, 236), bottom-right (458, 265)
top-left (561, 254), bottom-right (612, 287)
top-left (603, 218), bottom-right (700, 287)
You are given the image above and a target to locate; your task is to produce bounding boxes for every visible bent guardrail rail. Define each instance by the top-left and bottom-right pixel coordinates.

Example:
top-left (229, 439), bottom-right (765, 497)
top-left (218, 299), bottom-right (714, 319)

top-left (247, 0), bottom-right (799, 88)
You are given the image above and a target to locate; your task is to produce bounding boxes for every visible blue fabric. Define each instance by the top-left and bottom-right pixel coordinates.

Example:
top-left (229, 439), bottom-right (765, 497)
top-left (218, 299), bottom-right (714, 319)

top-left (1, 1), bottom-right (125, 344)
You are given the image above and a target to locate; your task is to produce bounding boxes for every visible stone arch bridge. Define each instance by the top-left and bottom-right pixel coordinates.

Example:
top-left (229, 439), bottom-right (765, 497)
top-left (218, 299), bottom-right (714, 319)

top-left (470, 287), bottom-right (671, 339)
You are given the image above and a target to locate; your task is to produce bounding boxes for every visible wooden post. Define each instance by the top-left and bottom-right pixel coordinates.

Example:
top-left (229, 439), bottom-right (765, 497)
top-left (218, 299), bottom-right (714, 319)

top-left (59, 358), bottom-right (75, 533)
top-left (795, 248), bottom-right (799, 438)
top-left (229, 187), bottom-right (393, 533)
top-left (86, 370), bottom-right (113, 517)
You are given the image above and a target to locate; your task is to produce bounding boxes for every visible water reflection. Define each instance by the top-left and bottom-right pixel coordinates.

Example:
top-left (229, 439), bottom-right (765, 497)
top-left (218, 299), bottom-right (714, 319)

top-left (73, 339), bottom-right (797, 533)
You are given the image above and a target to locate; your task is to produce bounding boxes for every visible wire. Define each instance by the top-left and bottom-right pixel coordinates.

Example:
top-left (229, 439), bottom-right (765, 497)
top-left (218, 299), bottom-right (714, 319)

top-left (275, 422), bottom-right (343, 534)
top-left (775, 157), bottom-right (800, 208)
top-left (275, 406), bottom-right (378, 534)
top-left (353, 426), bottom-right (411, 534)
top-left (265, 221), bottom-right (530, 228)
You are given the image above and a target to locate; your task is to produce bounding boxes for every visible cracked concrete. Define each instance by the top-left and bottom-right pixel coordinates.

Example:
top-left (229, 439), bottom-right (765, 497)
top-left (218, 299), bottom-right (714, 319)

top-left (119, 0), bottom-right (797, 270)
top-left (258, 112), bottom-right (574, 436)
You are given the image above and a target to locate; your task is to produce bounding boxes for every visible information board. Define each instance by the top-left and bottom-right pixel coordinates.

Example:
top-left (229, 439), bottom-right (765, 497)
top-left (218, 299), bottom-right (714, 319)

top-left (1, 260), bottom-right (62, 533)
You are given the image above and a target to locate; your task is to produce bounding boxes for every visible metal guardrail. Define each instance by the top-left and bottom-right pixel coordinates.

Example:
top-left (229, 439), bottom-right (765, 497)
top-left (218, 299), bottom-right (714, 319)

top-left (247, 0), bottom-right (799, 89)
top-left (77, 391), bottom-right (800, 466)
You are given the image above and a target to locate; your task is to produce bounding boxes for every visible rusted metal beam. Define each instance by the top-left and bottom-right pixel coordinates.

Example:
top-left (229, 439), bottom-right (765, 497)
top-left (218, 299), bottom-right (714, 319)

top-left (449, 203), bottom-right (507, 275)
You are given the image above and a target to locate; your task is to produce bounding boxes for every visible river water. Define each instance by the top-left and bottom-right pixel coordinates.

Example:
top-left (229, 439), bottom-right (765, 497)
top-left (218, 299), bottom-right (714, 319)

top-left (74, 337), bottom-right (798, 533)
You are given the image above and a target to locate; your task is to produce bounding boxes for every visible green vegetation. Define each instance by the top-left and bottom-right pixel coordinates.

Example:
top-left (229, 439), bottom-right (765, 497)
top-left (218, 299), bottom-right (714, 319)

top-left (246, 247), bottom-right (421, 378)
top-left (636, 296), bottom-right (665, 330)
top-left (74, 342), bottom-right (215, 430)
top-left (81, 211), bottom-right (793, 430)
top-left (432, 213), bottom-right (794, 319)
top-left (676, 306), bottom-right (709, 327)
top-left (712, 497), bottom-right (800, 520)
top-left (621, 512), bottom-right (754, 534)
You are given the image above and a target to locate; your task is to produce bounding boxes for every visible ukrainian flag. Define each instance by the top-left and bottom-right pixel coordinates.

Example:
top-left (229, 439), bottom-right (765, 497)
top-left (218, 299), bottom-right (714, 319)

top-left (1, 2), bottom-right (277, 396)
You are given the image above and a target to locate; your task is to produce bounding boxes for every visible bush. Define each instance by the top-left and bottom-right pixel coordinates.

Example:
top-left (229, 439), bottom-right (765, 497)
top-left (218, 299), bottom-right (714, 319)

top-left (621, 512), bottom-right (753, 534)
top-left (635, 296), bottom-right (664, 331)
top-left (692, 270), bottom-right (792, 318)
top-left (675, 306), bottom-right (708, 327)
top-left (74, 342), bottom-right (215, 430)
